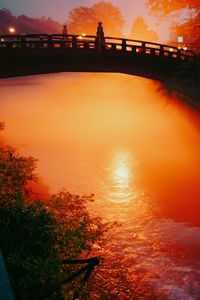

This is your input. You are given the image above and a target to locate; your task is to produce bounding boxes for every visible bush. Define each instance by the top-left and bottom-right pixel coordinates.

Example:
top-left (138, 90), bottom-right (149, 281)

top-left (163, 56), bottom-right (200, 107)
top-left (0, 125), bottom-right (107, 299)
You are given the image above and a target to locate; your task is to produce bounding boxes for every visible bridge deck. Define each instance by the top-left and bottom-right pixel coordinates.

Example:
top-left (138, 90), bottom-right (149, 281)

top-left (0, 34), bottom-right (195, 80)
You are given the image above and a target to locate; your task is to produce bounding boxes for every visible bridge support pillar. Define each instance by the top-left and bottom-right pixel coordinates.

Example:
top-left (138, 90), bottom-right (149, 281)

top-left (96, 21), bottom-right (105, 53)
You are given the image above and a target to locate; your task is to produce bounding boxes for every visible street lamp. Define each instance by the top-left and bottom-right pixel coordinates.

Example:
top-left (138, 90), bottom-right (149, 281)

top-left (9, 27), bottom-right (15, 34)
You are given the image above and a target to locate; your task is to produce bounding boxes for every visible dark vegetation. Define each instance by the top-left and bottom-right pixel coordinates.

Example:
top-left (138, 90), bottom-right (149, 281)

top-left (163, 56), bottom-right (200, 107)
top-left (0, 9), bottom-right (61, 34)
top-left (0, 122), bottom-right (109, 299)
top-left (147, 0), bottom-right (200, 52)
top-left (0, 122), bottom-right (158, 299)
top-left (147, 0), bottom-right (200, 106)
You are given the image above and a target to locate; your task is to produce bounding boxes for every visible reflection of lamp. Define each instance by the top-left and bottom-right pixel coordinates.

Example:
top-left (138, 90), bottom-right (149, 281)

top-left (9, 27), bottom-right (15, 33)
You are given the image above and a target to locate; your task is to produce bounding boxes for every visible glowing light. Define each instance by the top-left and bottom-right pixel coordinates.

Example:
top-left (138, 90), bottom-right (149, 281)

top-left (1, 38), bottom-right (4, 42)
top-left (78, 36), bottom-right (83, 40)
top-left (183, 46), bottom-right (187, 51)
top-left (82, 33), bottom-right (86, 36)
top-left (177, 36), bottom-right (183, 43)
top-left (115, 166), bottom-right (129, 180)
top-left (169, 48), bottom-right (173, 52)
top-left (9, 27), bottom-right (15, 33)
top-left (107, 150), bottom-right (137, 204)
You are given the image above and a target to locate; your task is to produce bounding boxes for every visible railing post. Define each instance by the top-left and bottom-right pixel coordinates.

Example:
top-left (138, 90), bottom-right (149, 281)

top-left (177, 49), bottom-right (181, 60)
top-left (62, 24), bottom-right (69, 48)
top-left (72, 36), bottom-right (77, 49)
top-left (141, 42), bottom-right (145, 53)
top-left (21, 36), bottom-right (26, 49)
top-left (63, 24), bottom-right (68, 36)
top-left (48, 35), bottom-right (53, 48)
top-left (62, 24), bottom-right (68, 41)
top-left (96, 21), bottom-right (105, 53)
top-left (111, 43), bottom-right (116, 52)
top-left (160, 45), bottom-right (164, 57)
top-left (122, 39), bottom-right (126, 52)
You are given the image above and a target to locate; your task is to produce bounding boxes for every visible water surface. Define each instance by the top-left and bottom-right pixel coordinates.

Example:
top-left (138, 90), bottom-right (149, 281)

top-left (1, 73), bottom-right (200, 299)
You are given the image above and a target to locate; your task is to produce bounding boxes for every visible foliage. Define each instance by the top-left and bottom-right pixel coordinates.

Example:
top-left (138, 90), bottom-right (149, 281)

top-left (146, 0), bottom-right (200, 49)
top-left (0, 8), bottom-right (62, 34)
top-left (163, 56), bottom-right (200, 107)
top-left (129, 17), bottom-right (159, 42)
top-left (146, 0), bottom-right (200, 18)
top-left (67, 1), bottom-right (125, 36)
top-left (0, 145), bottom-right (37, 203)
top-left (0, 125), bottom-right (108, 299)
top-left (0, 201), bottom-right (63, 300)
top-left (47, 191), bottom-right (109, 259)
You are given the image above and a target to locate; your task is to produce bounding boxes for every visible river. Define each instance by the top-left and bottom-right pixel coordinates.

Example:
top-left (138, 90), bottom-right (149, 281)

top-left (1, 73), bottom-right (200, 299)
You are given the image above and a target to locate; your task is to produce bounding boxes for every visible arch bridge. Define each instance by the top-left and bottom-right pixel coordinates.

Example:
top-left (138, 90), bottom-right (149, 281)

top-left (0, 23), bottom-right (195, 80)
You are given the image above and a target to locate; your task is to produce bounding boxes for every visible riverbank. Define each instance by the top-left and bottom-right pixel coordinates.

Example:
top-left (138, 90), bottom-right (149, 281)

top-left (162, 55), bottom-right (200, 109)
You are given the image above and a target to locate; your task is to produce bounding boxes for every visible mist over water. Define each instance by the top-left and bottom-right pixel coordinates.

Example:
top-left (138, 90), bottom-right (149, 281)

top-left (1, 73), bottom-right (200, 299)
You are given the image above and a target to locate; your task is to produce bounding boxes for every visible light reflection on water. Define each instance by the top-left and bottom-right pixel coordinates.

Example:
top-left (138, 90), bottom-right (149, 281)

top-left (107, 150), bottom-right (135, 204)
top-left (1, 73), bottom-right (200, 299)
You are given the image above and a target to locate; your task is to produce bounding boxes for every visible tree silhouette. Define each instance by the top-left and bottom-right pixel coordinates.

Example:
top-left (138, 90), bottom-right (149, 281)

top-left (146, 0), bottom-right (200, 49)
top-left (0, 8), bottom-right (62, 34)
top-left (0, 125), bottom-right (109, 299)
top-left (146, 0), bottom-right (199, 18)
top-left (67, 1), bottom-right (124, 36)
top-left (129, 17), bottom-right (159, 42)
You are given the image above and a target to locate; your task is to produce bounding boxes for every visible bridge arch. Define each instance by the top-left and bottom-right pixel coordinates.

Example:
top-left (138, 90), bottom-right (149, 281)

top-left (0, 23), bottom-right (195, 81)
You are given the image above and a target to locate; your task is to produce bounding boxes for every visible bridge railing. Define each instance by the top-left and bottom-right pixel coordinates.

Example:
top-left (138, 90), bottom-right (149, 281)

top-left (0, 34), bottom-right (195, 61)
top-left (104, 36), bottom-right (195, 61)
top-left (0, 34), bottom-right (97, 51)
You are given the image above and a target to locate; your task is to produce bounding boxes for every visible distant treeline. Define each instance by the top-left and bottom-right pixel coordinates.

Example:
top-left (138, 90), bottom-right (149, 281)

top-left (0, 6), bottom-right (159, 42)
top-left (0, 8), bottom-right (62, 34)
